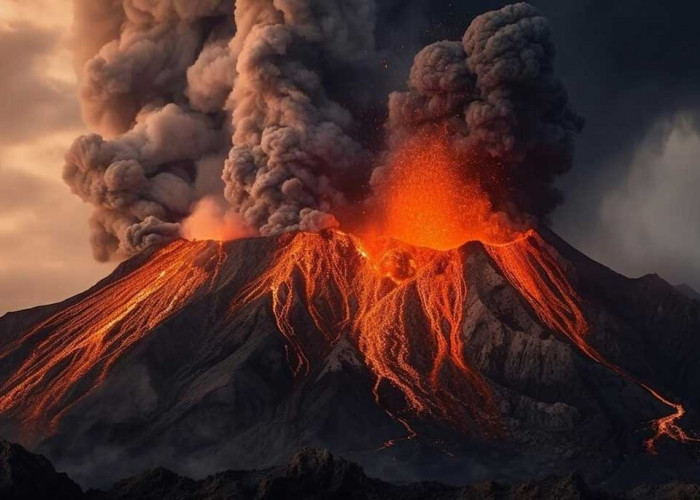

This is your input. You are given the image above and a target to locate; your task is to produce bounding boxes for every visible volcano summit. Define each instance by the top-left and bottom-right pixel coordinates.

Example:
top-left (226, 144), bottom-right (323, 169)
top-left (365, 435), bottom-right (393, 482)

top-left (0, 227), bottom-right (698, 489)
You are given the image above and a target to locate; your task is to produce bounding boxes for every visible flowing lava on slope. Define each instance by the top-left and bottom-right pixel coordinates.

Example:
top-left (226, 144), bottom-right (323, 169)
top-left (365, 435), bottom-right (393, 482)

top-left (231, 130), bottom-right (696, 451)
top-left (0, 131), bottom-right (694, 453)
top-left (0, 240), bottom-right (226, 434)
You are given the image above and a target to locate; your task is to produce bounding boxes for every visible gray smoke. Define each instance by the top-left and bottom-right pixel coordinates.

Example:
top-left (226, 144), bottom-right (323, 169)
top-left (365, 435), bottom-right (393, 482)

top-left (66, 1), bottom-right (581, 261)
top-left (64, 104), bottom-right (223, 260)
top-left (221, 0), bottom-right (377, 235)
top-left (67, 0), bottom-right (382, 260)
top-left (66, 0), bottom-right (235, 260)
top-left (382, 2), bottom-right (583, 218)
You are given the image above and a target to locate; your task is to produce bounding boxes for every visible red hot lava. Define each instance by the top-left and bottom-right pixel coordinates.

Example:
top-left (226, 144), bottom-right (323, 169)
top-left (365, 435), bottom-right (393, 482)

top-left (0, 130), bottom-right (694, 455)
top-left (230, 130), bottom-right (696, 451)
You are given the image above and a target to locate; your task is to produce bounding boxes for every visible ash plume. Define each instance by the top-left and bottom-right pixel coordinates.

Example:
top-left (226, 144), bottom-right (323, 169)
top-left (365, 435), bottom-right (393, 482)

top-left (65, 1), bottom-right (582, 261)
top-left (221, 0), bottom-right (378, 235)
top-left (66, 0), bottom-right (235, 260)
top-left (380, 2), bottom-right (584, 219)
top-left (67, 0), bottom-right (382, 259)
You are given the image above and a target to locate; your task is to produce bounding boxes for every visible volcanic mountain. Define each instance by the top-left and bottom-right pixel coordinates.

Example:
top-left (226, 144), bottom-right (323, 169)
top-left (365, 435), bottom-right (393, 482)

top-left (0, 228), bottom-right (699, 489)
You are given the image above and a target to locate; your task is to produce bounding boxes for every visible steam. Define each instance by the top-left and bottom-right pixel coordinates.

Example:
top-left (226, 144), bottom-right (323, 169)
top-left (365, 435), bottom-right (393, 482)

top-left (182, 197), bottom-right (254, 242)
top-left (381, 2), bottom-right (583, 218)
top-left (65, 1), bottom-right (581, 261)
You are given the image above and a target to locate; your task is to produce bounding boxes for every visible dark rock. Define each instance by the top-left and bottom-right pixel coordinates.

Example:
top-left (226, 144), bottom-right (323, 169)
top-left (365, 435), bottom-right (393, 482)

top-left (0, 439), bottom-right (82, 499)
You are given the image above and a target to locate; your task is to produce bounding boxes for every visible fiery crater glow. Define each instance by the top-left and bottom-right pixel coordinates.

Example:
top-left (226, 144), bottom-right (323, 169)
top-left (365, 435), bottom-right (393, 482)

top-left (0, 128), bottom-right (694, 453)
top-left (365, 130), bottom-right (519, 251)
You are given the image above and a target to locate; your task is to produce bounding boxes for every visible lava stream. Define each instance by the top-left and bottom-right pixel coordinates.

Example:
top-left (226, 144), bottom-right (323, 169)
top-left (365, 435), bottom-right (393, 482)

top-left (0, 240), bottom-right (221, 432)
top-left (230, 231), bottom-right (499, 436)
top-left (232, 227), bottom-right (695, 451)
top-left (485, 230), bottom-right (698, 452)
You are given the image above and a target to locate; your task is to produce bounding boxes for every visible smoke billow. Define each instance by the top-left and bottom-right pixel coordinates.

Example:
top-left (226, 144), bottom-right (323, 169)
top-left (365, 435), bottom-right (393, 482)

top-left (66, 0), bottom-right (235, 260)
top-left (65, 1), bottom-right (581, 260)
top-left (381, 2), bottom-right (583, 218)
top-left (221, 0), bottom-right (378, 235)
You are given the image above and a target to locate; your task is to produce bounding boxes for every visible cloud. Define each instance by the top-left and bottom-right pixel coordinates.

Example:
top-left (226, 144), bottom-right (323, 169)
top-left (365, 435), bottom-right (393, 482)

top-left (0, 23), bottom-right (82, 145)
top-left (0, 168), bottom-right (109, 314)
top-left (593, 117), bottom-right (700, 288)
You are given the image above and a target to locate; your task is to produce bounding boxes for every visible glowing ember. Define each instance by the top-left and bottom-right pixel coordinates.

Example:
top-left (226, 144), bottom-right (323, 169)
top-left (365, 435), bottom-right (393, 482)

top-left (0, 240), bottom-right (222, 432)
top-left (365, 130), bottom-right (518, 250)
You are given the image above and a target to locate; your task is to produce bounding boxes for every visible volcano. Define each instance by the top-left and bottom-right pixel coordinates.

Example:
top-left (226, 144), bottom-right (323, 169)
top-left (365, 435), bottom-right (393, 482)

top-left (0, 228), bottom-right (699, 489)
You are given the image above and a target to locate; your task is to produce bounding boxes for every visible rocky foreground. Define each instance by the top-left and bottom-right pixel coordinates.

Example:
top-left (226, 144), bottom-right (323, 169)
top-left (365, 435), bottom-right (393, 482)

top-left (1, 439), bottom-right (699, 500)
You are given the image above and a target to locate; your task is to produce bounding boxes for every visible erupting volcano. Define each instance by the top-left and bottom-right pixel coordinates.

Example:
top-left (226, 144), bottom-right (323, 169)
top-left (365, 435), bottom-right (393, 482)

top-left (1, 0), bottom-right (700, 493)
top-left (1, 196), bottom-right (699, 487)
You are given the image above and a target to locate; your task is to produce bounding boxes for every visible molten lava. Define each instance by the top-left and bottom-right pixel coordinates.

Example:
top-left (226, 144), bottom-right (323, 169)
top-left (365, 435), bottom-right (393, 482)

top-left (486, 232), bottom-right (698, 452)
top-left (0, 128), bottom-right (694, 453)
top-left (230, 231), bottom-right (499, 436)
top-left (365, 130), bottom-right (518, 250)
top-left (0, 240), bottom-right (223, 432)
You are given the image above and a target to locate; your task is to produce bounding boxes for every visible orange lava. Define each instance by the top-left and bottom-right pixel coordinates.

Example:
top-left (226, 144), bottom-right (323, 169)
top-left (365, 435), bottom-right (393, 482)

top-left (0, 240), bottom-right (222, 433)
top-left (226, 128), bottom-right (695, 451)
top-left (486, 231), bottom-right (698, 452)
top-left (365, 130), bottom-right (518, 250)
top-left (230, 231), bottom-right (499, 436)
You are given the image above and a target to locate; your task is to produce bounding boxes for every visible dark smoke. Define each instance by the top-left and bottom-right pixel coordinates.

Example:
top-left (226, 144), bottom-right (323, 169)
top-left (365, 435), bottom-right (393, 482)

top-left (221, 0), bottom-right (380, 235)
top-left (66, 0), bottom-right (234, 260)
top-left (381, 2), bottom-right (583, 218)
top-left (65, 1), bottom-right (580, 260)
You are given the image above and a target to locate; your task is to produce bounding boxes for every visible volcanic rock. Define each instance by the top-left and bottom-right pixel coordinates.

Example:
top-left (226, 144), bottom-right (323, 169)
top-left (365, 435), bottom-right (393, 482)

top-left (0, 229), bottom-right (698, 490)
top-left (0, 439), bottom-right (82, 499)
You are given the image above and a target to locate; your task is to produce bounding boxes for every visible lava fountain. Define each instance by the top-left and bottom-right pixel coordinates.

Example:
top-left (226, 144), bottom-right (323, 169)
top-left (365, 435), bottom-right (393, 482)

top-left (230, 130), bottom-right (696, 451)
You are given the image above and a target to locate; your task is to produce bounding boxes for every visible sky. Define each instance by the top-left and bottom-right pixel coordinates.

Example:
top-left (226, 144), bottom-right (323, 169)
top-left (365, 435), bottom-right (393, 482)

top-left (0, 0), bottom-right (699, 314)
top-left (0, 1), bottom-right (112, 314)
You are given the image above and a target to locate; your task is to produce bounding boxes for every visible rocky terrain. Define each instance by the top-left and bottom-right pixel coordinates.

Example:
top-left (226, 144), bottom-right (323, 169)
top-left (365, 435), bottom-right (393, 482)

top-left (0, 229), bottom-right (698, 491)
top-left (3, 439), bottom-right (700, 500)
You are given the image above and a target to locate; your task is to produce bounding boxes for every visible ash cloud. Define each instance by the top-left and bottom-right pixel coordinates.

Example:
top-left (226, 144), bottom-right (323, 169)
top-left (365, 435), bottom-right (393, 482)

top-left (66, 1), bottom-right (581, 260)
top-left (221, 0), bottom-right (379, 235)
top-left (382, 2), bottom-right (583, 219)
top-left (67, 0), bottom-right (235, 260)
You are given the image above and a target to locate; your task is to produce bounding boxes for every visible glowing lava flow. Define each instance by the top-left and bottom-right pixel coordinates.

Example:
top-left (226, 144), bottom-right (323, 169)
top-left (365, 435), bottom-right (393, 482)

top-left (231, 227), bottom-right (695, 451)
top-left (230, 231), bottom-right (499, 436)
top-left (0, 240), bottom-right (221, 433)
top-left (485, 231), bottom-right (698, 453)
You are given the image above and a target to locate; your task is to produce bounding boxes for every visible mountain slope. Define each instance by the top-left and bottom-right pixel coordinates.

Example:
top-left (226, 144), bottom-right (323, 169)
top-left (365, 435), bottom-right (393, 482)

top-left (0, 229), bottom-right (698, 489)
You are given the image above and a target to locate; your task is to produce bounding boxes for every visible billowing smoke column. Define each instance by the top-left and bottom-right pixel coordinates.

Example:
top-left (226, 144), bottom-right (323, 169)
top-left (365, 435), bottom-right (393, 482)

top-left (66, 0), bottom-right (379, 260)
top-left (64, 1), bottom-right (581, 260)
top-left (66, 0), bottom-right (235, 261)
top-left (380, 2), bottom-right (584, 218)
top-left (221, 0), bottom-right (376, 235)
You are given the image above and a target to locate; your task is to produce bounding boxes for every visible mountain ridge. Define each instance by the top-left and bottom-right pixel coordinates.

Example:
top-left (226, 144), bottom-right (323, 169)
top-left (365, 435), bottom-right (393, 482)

top-left (0, 229), bottom-right (698, 489)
